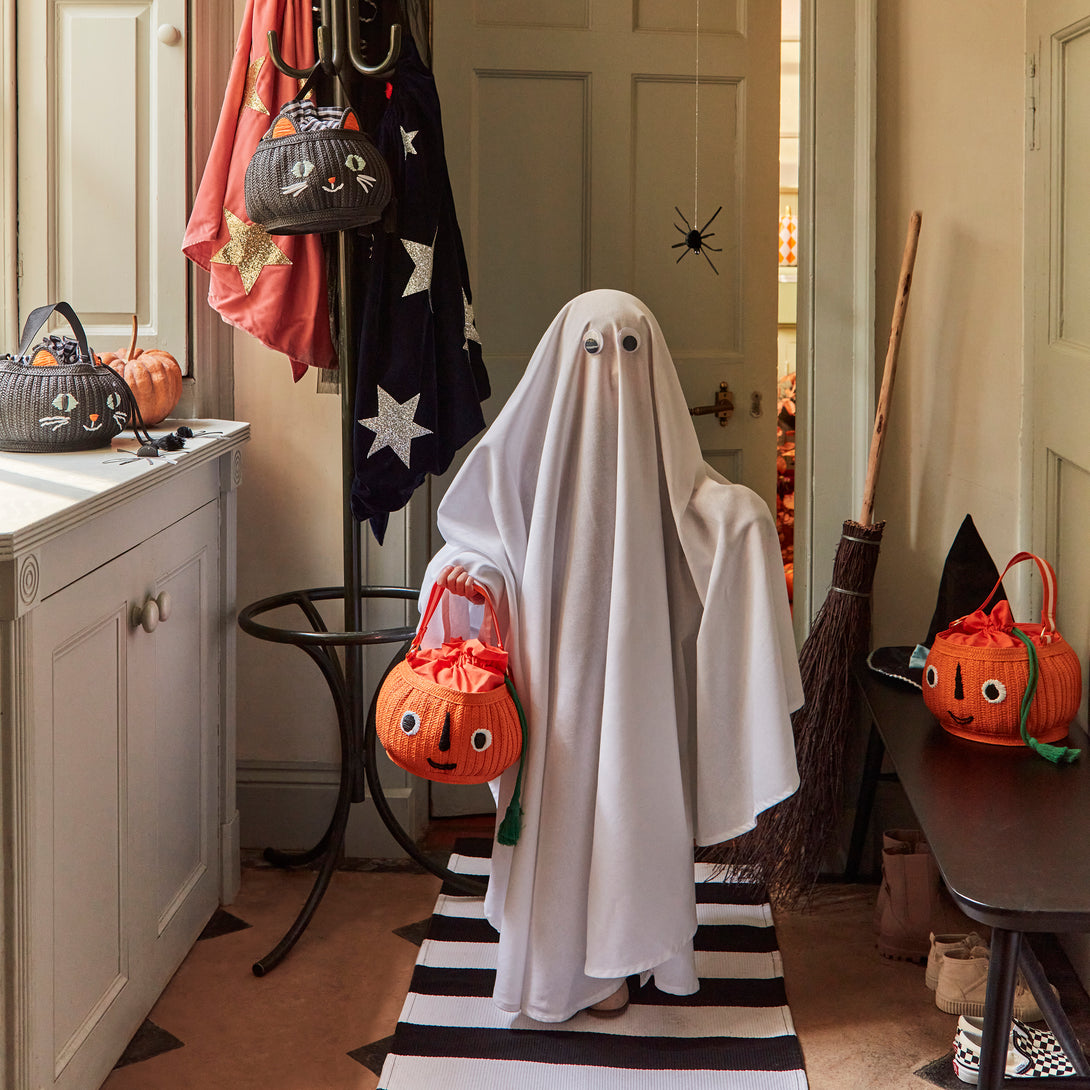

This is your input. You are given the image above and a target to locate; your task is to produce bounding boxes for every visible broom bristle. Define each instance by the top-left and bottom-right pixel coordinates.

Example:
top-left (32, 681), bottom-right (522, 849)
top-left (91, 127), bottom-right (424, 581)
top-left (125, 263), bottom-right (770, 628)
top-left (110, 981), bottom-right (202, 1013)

top-left (704, 520), bottom-right (885, 906)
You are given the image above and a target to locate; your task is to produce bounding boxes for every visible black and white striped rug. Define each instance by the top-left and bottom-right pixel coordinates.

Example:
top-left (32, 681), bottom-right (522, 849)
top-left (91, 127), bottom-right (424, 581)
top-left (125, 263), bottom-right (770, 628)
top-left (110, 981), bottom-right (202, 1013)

top-left (378, 840), bottom-right (808, 1089)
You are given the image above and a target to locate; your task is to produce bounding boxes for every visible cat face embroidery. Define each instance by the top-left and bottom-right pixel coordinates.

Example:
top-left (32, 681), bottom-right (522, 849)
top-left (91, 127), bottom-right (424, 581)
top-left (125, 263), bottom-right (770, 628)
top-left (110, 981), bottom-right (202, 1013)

top-left (271, 110), bottom-right (380, 198)
top-left (38, 389), bottom-right (126, 434)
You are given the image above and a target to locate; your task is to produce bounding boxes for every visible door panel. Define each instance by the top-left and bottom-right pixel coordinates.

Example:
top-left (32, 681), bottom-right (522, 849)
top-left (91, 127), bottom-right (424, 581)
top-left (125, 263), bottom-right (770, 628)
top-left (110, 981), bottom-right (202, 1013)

top-left (1027, 0), bottom-right (1090, 992)
top-left (430, 0), bottom-right (780, 816)
top-left (16, 0), bottom-right (187, 356)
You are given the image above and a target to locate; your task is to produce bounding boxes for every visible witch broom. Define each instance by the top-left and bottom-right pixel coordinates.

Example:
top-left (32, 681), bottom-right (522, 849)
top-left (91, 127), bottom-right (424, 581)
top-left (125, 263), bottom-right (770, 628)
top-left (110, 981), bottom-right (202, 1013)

top-left (708, 211), bottom-right (922, 905)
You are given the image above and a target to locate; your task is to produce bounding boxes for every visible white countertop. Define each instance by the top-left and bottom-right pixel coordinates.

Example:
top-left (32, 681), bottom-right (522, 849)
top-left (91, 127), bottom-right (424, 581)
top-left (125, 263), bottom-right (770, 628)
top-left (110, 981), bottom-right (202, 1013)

top-left (0, 418), bottom-right (249, 559)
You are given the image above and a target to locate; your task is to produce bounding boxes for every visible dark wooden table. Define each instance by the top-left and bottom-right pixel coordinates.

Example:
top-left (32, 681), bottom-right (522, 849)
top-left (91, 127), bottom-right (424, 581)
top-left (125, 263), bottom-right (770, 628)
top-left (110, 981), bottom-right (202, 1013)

top-left (853, 663), bottom-right (1090, 1087)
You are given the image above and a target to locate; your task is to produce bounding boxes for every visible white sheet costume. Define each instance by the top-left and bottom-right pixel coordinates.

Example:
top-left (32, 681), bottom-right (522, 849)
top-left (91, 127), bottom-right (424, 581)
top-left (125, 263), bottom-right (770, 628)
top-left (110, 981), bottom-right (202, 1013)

top-left (421, 290), bottom-right (802, 1023)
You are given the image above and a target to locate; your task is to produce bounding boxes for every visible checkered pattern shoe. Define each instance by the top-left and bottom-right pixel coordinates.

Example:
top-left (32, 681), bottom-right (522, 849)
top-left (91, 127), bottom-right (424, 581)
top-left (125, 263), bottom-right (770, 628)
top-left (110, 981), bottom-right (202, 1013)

top-left (952, 1015), bottom-right (1078, 1084)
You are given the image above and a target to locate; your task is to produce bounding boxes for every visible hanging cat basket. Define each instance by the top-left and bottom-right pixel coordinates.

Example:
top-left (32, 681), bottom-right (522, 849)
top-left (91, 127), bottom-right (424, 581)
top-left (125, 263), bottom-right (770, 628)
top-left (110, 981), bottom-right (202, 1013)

top-left (244, 66), bottom-right (392, 236)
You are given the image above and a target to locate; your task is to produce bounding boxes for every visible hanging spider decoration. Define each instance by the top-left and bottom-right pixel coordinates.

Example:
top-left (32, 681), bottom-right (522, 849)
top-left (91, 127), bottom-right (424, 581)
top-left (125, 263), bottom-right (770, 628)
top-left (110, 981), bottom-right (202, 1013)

top-left (672, 205), bottom-right (723, 274)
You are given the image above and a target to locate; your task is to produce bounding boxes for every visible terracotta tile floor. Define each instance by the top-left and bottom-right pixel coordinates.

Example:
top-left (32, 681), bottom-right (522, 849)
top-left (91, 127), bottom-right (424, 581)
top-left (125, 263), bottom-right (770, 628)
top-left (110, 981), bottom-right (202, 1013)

top-left (97, 825), bottom-right (1090, 1090)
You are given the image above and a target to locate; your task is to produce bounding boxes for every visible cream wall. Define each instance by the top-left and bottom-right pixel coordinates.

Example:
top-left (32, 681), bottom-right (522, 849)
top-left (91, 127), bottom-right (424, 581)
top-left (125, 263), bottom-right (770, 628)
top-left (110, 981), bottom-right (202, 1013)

top-left (233, 337), bottom-right (345, 764)
top-left (870, 1), bottom-right (1027, 648)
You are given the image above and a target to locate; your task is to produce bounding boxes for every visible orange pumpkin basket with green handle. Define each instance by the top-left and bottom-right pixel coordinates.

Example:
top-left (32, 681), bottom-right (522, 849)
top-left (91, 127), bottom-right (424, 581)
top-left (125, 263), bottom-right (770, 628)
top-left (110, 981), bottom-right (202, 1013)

top-left (376, 584), bottom-right (526, 843)
top-left (922, 552), bottom-right (1082, 763)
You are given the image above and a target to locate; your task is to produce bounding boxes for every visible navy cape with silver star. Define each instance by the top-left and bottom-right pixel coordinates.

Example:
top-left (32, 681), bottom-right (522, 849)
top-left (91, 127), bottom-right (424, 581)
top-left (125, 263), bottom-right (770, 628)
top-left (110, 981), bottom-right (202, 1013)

top-left (351, 39), bottom-right (489, 543)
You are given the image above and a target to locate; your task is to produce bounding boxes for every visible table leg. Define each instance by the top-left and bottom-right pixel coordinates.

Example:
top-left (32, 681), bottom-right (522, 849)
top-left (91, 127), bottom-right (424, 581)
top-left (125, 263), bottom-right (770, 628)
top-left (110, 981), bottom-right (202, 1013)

top-left (1019, 936), bottom-right (1090, 1076)
top-left (845, 720), bottom-right (885, 881)
top-left (979, 928), bottom-right (1020, 1089)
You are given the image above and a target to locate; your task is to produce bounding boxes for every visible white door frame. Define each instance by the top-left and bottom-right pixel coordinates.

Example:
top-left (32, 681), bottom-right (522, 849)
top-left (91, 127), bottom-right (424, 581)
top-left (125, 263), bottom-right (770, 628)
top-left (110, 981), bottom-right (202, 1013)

top-left (793, 0), bottom-right (878, 636)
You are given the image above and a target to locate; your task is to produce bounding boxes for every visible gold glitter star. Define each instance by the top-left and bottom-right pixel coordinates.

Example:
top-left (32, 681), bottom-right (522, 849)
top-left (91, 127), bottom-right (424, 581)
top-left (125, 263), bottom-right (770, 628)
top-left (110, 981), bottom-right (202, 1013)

top-left (243, 56), bottom-right (269, 115)
top-left (462, 289), bottom-right (481, 349)
top-left (211, 208), bottom-right (291, 293)
top-left (400, 125), bottom-right (419, 157)
top-left (402, 236), bottom-right (435, 298)
top-left (358, 386), bottom-right (433, 468)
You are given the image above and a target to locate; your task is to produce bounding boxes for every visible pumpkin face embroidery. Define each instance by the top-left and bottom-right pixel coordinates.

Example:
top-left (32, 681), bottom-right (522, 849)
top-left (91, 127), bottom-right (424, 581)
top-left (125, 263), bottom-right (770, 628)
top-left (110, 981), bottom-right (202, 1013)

top-left (924, 659), bottom-right (1010, 729)
top-left (376, 659), bottom-right (523, 785)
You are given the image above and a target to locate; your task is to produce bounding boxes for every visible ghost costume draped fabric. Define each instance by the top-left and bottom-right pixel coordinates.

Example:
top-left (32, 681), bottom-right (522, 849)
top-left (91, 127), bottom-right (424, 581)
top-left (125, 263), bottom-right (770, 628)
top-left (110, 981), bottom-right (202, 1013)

top-left (420, 290), bottom-right (803, 1023)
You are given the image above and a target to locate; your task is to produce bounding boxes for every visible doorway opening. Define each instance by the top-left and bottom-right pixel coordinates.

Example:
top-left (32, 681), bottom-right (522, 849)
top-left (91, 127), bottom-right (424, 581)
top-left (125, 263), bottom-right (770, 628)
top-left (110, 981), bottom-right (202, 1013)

top-left (777, 0), bottom-right (800, 604)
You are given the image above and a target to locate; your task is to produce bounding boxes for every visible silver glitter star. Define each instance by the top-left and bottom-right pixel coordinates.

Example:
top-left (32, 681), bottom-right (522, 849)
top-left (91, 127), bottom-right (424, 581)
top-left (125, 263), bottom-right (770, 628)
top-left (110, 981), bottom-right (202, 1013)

top-left (462, 289), bottom-right (481, 349)
top-left (402, 236), bottom-right (435, 299)
top-left (400, 125), bottom-right (419, 157)
top-left (358, 386), bottom-right (433, 468)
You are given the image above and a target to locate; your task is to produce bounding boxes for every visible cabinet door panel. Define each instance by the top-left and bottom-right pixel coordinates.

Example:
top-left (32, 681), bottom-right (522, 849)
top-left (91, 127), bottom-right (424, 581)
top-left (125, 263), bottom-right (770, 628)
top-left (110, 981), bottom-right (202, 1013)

top-left (30, 583), bottom-right (138, 1086)
top-left (146, 515), bottom-right (217, 938)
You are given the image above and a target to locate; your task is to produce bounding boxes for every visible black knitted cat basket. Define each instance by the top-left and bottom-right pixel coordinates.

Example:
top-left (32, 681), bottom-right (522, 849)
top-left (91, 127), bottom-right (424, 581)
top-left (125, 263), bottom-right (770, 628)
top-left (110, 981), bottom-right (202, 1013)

top-left (0, 301), bottom-right (132, 453)
top-left (245, 66), bottom-right (392, 235)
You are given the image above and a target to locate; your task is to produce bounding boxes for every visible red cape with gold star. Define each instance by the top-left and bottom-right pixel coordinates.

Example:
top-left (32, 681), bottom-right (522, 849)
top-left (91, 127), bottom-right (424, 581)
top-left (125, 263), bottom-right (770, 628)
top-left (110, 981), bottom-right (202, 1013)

top-left (183, 0), bottom-right (334, 381)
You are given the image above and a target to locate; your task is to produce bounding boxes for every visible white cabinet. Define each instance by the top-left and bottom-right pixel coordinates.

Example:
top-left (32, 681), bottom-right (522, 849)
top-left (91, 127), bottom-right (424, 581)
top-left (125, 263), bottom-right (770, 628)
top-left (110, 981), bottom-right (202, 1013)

top-left (0, 421), bottom-right (248, 1090)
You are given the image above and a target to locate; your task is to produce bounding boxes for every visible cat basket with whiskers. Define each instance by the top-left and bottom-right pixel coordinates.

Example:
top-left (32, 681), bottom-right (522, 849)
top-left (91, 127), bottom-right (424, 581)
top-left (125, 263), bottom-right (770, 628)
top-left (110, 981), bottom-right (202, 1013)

top-left (0, 302), bottom-right (133, 453)
top-left (244, 66), bottom-right (392, 236)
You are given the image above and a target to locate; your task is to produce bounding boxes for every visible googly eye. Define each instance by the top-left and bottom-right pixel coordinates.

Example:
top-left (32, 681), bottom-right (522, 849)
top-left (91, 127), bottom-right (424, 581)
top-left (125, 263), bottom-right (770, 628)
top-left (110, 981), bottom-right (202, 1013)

top-left (619, 327), bottom-right (640, 352)
top-left (925, 664), bottom-right (938, 688)
top-left (51, 393), bottom-right (77, 411)
top-left (583, 329), bottom-right (603, 355)
top-left (981, 679), bottom-right (1007, 704)
top-left (470, 728), bottom-right (493, 752)
top-left (291, 159), bottom-right (315, 179)
top-left (106, 392), bottom-right (121, 409)
top-left (345, 153), bottom-right (366, 172)
top-left (400, 711), bottom-right (421, 736)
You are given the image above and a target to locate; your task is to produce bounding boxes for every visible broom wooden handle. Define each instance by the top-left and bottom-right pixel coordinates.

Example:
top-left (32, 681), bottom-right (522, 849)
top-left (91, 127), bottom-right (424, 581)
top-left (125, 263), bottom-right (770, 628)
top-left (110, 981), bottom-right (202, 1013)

top-left (859, 210), bottom-right (922, 527)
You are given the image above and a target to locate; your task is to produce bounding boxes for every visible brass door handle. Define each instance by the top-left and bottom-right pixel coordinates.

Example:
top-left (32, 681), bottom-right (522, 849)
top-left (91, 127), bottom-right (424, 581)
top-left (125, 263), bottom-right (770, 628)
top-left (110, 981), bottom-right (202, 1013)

top-left (689, 382), bottom-right (734, 427)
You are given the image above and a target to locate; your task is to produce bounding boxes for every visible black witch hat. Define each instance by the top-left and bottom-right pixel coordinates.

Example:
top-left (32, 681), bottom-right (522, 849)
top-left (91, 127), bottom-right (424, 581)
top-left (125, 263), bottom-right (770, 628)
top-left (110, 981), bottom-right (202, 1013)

top-left (867, 514), bottom-right (1008, 689)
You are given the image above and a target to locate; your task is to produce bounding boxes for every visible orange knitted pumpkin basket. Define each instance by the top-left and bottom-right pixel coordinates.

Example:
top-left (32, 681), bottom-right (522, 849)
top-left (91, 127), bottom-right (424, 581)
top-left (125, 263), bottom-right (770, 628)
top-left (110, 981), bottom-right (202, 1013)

top-left (376, 585), bottom-right (526, 813)
top-left (923, 552), bottom-right (1082, 761)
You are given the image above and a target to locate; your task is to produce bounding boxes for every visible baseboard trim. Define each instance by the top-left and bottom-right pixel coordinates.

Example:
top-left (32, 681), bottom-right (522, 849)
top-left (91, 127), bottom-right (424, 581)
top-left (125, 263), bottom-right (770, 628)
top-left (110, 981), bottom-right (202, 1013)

top-left (236, 761), bottom-right (424, 860)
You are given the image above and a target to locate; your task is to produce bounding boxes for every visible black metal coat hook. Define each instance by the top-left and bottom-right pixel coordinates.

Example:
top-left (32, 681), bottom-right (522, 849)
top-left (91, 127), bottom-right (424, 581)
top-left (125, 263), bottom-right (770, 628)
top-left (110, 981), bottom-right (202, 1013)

top-left (267, 0), bottom-right (401, 81)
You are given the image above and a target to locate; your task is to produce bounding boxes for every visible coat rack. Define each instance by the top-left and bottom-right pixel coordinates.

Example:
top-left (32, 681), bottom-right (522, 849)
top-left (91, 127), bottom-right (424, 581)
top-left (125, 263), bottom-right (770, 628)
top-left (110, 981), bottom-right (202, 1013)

top-left (237, 0), bottom-right (484, 978)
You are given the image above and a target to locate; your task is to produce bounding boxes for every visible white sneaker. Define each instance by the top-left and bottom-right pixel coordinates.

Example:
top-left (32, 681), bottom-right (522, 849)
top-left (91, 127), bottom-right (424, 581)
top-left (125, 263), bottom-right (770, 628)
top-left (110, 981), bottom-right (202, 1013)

top-left (926, 931), bottom-right (987, 990)
top-left (952, 1014), bottom-right (1077, 1084)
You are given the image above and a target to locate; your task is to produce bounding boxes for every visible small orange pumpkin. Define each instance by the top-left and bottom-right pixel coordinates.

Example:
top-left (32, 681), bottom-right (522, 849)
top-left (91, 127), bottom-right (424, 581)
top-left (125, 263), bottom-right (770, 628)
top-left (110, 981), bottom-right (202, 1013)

top-left (97, 316), bottom-right (183, 425)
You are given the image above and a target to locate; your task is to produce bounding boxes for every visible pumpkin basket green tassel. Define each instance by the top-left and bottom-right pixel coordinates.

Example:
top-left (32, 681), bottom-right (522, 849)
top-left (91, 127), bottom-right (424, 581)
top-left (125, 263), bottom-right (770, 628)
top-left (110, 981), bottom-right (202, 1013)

top-left (1011, 627), bottom-right (1081, 765)
top-left (497, 675), bottom-right (527, 846)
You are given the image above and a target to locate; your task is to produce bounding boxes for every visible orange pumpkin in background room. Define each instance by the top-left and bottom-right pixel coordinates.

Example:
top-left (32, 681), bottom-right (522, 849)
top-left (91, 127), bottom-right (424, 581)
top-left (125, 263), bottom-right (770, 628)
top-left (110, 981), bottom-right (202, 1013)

top-left (97, 315), bottom-right (183, 425)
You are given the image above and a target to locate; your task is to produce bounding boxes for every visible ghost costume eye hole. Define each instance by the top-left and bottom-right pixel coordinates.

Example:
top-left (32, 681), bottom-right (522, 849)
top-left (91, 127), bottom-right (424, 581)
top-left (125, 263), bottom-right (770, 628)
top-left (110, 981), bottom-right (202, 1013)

top-left (345, 153), bottom-right (366, 171)
top-left (981, 679), bottom-right (1007, 704)
top-left (583, 329), bottom-right (603, 355)
top-left (471, 728), bottom-right (493, 752)
top-left (291, 159), bottom-right (315, 178)
top-left (619, 328), bottom-right (640, 352)
top-left (400, 711), bottom-right (421, 736)
top-left (925, 664), bottom-right (939, 688)
top-left (52, 392), bottom-right (77, 411)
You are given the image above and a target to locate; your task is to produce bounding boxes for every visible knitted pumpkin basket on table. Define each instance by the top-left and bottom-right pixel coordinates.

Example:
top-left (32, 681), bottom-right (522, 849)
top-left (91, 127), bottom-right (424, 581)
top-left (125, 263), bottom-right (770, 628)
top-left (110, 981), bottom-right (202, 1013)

top-left (923, 552), bottom-right (1082, 763)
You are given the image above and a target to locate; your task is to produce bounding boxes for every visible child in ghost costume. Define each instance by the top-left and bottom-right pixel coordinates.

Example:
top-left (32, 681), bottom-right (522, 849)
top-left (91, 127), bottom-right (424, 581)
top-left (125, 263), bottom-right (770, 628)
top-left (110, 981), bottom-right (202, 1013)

top-left (421, 289), bottom-right (803, 1023)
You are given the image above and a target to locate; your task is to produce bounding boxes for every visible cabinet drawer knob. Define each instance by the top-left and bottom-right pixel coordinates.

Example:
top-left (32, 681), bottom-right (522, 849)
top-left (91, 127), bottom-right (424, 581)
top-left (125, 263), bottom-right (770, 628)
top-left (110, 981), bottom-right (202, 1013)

top-left (132, 597), bottom-right (160, 633)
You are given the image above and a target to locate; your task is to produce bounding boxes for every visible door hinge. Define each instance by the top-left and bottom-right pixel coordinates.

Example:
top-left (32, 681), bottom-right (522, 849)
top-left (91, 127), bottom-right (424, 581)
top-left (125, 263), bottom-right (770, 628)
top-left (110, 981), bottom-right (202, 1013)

top-left (1026, 51), bottom-right (1039, 151)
